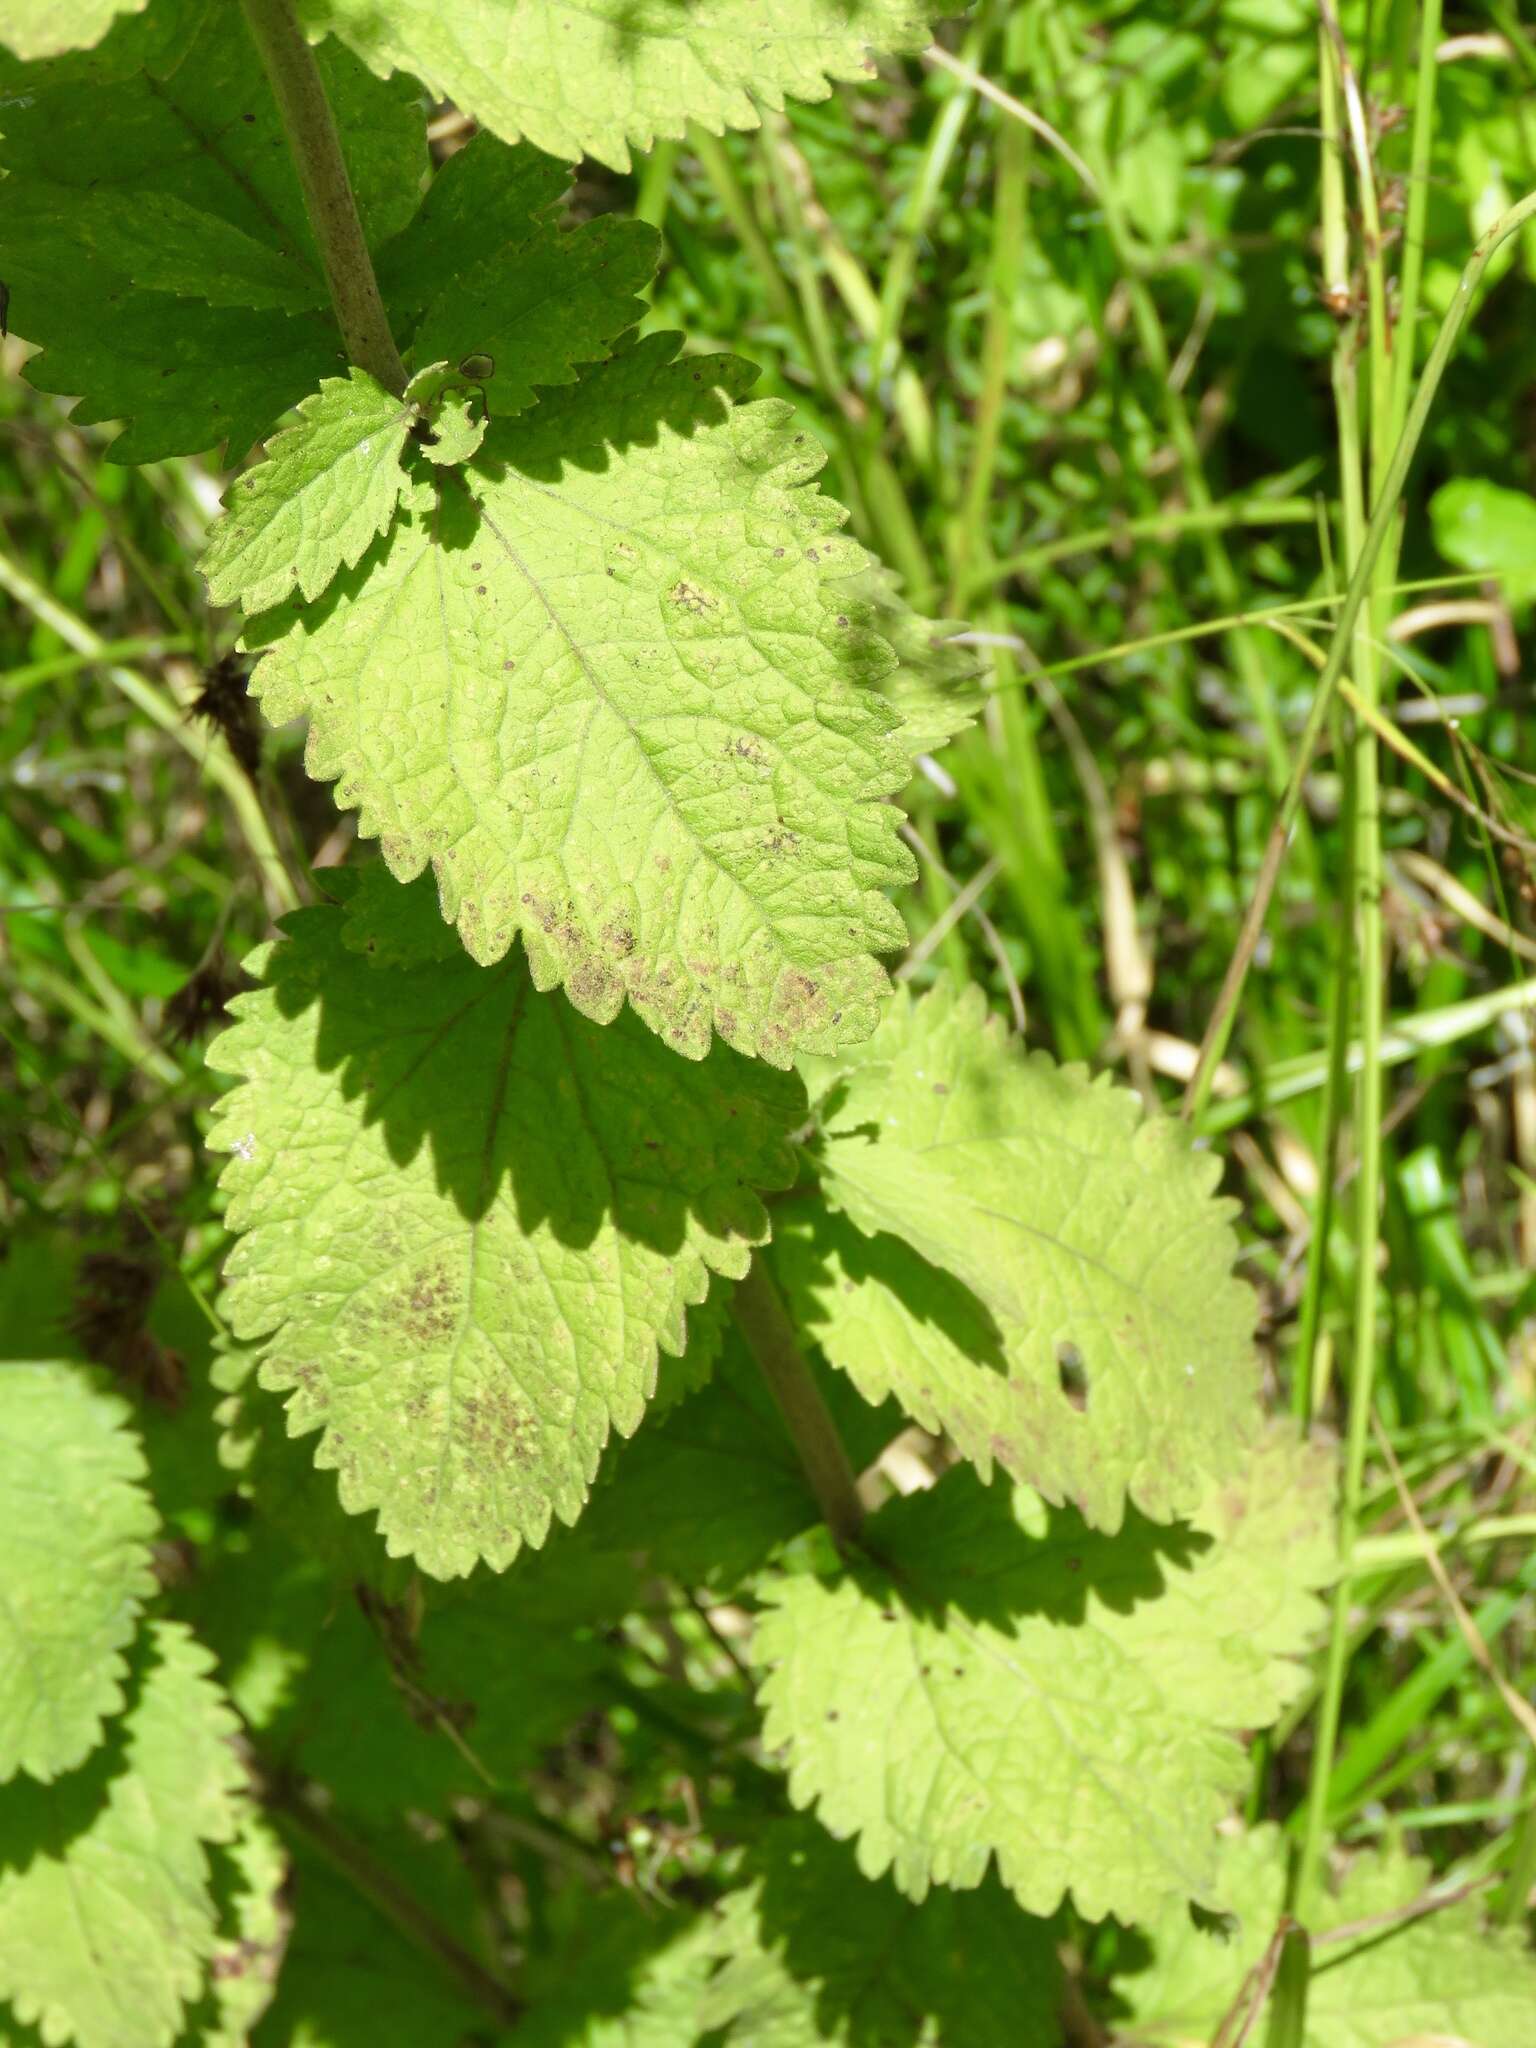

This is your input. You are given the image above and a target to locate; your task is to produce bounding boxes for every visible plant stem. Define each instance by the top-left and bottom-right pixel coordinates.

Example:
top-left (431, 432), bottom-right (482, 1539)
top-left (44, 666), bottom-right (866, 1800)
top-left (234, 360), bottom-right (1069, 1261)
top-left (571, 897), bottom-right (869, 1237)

top-left (1182, 181), bottom-right (1536, 1121)
top-left (236, 0), bottom-right (407, 394)
top-left (0, 545), bottom-right (301, 916)
top-left (264, 1774), bottom-right (521, 2024)
top-left (732, 1254), bottom-right (864, 1548)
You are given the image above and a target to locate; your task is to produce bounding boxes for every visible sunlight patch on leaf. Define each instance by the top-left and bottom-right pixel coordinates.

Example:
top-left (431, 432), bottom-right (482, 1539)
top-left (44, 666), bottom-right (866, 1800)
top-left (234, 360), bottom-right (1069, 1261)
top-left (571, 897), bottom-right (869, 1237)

top-left (800, 981), bottom-right (1261, 1526)
top-left (0, 0), bottom-right (144, 59)
top-left (208, 870), bottom-right (802, 1578)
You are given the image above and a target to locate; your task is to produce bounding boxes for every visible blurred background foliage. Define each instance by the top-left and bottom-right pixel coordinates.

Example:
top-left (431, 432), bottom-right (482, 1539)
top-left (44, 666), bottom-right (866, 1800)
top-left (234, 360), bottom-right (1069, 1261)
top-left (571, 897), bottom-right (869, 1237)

top-left (4, 0), bottom-right (1536, 1960)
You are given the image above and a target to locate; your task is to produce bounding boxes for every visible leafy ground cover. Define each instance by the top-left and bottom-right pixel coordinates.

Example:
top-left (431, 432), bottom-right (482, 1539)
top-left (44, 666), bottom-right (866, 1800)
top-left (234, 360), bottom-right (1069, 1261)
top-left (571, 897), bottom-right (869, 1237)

top-left (1, 1), bottom-right (1535, 2042)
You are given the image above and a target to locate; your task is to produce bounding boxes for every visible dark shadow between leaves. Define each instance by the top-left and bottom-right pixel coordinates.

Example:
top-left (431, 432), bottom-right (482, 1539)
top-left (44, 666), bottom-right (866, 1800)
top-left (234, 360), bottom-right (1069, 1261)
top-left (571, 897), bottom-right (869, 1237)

top-left (0, 1623), bottom-right (166, 1881)
top-left (855, 1462), bottom-right (1212, 1633)
top-left (254, 873), bottom-right (799, 1263)
top-left (729, 1819), bottom-right (1064, 2048)
top-left (774, 1194), bottom-right (1010, 1378)
top-left (582, 1325), bottom-right (898, 1591)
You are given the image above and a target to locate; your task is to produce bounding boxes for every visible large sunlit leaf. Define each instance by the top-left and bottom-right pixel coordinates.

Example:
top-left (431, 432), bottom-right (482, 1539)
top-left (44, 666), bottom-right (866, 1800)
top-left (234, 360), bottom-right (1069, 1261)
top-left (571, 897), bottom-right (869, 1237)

top-left (295, 0), bottom-right (935, 170)
top-left (1116, 1822), bottom-right (1536, 2048)
top-left (0, 1361), bottom-right (159, 1786)
top-left (800, 981), bottom-right (1261, 1527)
top-left (0, 1622), bottom-right (247, 2048)
top-left (243, 337), bottom-right (916, 1063)
top-left (755, 1426), bottom-right (1335, 1925)
top-left (208, 869), bottom-right (801, 1578)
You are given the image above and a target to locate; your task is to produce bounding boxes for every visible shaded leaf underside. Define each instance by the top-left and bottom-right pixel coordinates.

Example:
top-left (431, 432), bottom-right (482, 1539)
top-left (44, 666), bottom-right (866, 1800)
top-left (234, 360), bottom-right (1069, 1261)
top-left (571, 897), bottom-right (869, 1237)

top-left (0, 16), bottom-right (654, 462)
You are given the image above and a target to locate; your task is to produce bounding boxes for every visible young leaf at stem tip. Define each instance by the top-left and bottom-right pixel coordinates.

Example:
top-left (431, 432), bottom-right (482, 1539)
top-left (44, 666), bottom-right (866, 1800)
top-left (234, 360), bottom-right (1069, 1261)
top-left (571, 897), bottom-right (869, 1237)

top-left (201, 369), bottom-right (416, 615)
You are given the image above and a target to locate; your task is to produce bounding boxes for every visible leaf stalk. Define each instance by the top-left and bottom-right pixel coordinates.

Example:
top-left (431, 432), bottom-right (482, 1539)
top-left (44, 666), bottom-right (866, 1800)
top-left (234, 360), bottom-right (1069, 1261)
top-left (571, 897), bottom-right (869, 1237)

top-left (236, 0), bottom-right (408, 395)
top-left (732, 1253), bottom-right (865, 1549)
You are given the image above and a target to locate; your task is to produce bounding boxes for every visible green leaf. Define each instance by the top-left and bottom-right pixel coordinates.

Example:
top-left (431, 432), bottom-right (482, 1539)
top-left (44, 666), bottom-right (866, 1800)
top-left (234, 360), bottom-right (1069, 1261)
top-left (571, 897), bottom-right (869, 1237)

top-left (382, 134), bottom-right (658, 420)
top-left (184, 1513), bottom-right (638, 1823)
top-left (208, 870), bottom-right (802, 1578)
top-left (754, 1425), bottom-right (1335, 1925)
top-left (201, 371), bottom-right (416, 615)
top-left (0, 1621), bottom-right (247, 2048)
top-left (510, 1894), bottom-right (717, 2048)
top-left (252, 1833), bottom-right (506, 2048)
top-left (700, 1820), bottom-right (1063, 2045)
top-left (0, 10), bottom-right (423, 313)
top-left (243, 335), bottom-right (914, 1063)
top-left (1116, 1822), bottom-right (1536, 2048)
top-left (1, 35), bottom-right (649, 466)
top-left (10, 279), bottom-right (342, 466)
top-left (406, 370), bottom-right (487, 467)
top-left (0, 1361), bottom-right (159, 1785)
top-left (0, 0), bottom-right (209, 80)
top-left (0, 0), bottom-right (144, 59)
top-left (582, 1323), bottom-right (895, 1591)
top-left (204, 1815), bottom-right (290, 2048)
top-left (295, 0), bottom-right (936, 170)
top-left (1430, 476), bottom-right (1536, 607)
top-left (0, 7), bottom-right (414, 461)
top-left (800, 982), bottom-right (1261, 1527)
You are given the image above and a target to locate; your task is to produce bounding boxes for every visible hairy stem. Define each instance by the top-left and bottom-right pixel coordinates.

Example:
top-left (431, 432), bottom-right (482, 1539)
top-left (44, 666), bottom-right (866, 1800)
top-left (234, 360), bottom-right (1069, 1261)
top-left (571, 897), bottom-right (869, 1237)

top-left (237, 0), bottom-right (407, 394)
top-left (732, 1253), bottom-right (865, 1549)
